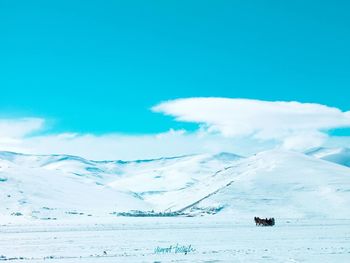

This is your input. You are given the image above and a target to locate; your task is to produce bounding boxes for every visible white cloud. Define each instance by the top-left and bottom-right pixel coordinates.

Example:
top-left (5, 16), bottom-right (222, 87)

top-left (0, 118), bottom-right (44, 138)
top-left (0, 118), bottom-right (45, 154)
top-left (153, 98), bottom-right (350, 150)
top-left (281, 131), bottom-right (328, 151)
top-left (0, 129), bottom-right (269, 160)
top-left (0, 115), bottom-right (251, 160)
top-left (0, 98), bottom-right (349, 159)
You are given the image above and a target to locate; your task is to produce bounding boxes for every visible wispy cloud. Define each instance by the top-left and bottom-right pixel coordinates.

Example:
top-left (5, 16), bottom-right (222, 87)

top-left (0, 118), bottom-right (44, 138)
top-left (0, 129), bottom-right (270, 160)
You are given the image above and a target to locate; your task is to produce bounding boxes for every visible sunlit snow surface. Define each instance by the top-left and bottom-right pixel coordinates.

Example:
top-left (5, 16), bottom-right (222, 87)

top-left (306, 147), bottom-right (350, 167)
top-left (1, 218), bottom-right (350, 262)
top-left (1, 149), bottom-right (350, 261)
top-left (1, 149), bottom-right (350, 219)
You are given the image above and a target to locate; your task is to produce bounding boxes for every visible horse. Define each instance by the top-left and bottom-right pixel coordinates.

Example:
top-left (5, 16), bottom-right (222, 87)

top-left (254, 217), bottom-right (275, 226)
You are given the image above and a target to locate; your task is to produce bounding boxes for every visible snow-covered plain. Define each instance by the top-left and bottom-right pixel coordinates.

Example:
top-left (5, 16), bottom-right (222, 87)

top-left (0, 148), bottom-right (350, 262)
top-left (1, 218), bottom-right (350, 262)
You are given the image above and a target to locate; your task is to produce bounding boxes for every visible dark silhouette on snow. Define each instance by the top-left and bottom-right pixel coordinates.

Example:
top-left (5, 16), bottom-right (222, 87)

top-left (254, 217), bottom-right (275, 226)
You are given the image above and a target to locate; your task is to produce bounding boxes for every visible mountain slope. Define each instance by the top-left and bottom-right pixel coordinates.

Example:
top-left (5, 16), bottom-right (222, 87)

top-left (0, 151), bottom-right (241, 220)
top-left (108, 152), bottom-right (242, 195)
top-left (1, 150), bottom-right (350, 220)
top-left (305, 147), bottom-right (350, 167)
top-left (0, 155), bottom-right (149, 221)
top-left (146, 150), bottom-right (350, 219)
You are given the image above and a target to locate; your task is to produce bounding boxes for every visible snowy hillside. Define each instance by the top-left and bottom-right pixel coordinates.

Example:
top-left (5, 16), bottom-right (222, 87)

top-left (108, 152), bottom-right (241, 195)
top-left (0, 151), bottom-right (241, 221)
top-left (0, 150), bottom-right (350, 221)
top-left (305, 147), bottom-right (350, 167)
top-left (0, 156), bottom-right (150, 222)
top-left (161, 150), bottom-right (350, 219)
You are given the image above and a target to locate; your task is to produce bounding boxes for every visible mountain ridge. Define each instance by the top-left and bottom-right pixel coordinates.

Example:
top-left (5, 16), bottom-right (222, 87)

top-left (0, 149), bottom-right (349, 221)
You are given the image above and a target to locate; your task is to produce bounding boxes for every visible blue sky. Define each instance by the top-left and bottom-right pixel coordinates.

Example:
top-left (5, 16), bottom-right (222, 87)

top-left (0, 1), bottom-right (350, 159)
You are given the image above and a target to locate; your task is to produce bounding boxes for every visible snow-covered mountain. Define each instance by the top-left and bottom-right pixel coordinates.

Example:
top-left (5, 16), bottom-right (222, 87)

top-left (156, 150), bottom-right (350, 219)
top-left (0, 149), bottom-right (349, 221)
top-left (108, 152), bottom-right (241, 195)
top-left (305, 147), bottom-right (350, 167)
top-left (0, 153), bottom-right (150, 222)
top-left (0, 151), bottom-right (241, 220)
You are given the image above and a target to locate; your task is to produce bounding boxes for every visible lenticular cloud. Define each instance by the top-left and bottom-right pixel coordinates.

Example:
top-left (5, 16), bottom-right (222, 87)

top-left (152, 98), bottom-right (350, 150)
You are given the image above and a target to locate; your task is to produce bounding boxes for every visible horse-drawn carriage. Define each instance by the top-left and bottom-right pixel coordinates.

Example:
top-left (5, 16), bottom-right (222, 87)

top-left (254, 217), bottom-right (275, 226)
